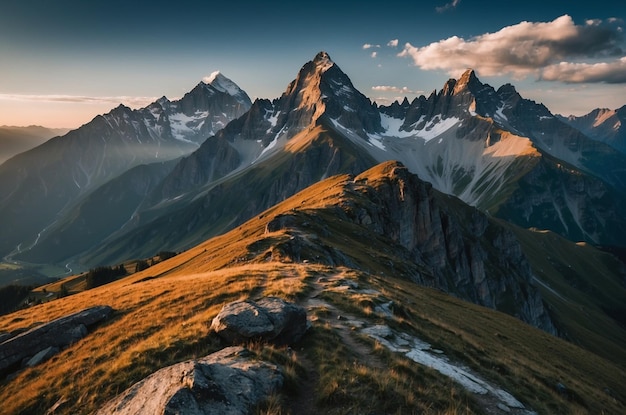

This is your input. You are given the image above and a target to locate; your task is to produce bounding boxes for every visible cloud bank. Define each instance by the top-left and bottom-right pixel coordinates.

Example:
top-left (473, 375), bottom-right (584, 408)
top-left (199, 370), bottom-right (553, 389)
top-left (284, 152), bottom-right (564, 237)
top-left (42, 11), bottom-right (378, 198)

top-left (372, 85), bottom-right (422, 94)
top-left (0, 94), bottom-right (158, 107)
top-left (398, 15), bottom-right (626, 83)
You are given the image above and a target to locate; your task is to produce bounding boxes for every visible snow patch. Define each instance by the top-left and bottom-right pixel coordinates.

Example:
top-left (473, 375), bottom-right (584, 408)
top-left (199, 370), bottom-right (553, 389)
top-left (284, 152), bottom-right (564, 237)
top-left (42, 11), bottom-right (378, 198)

top-left (417, 116), bottom-right (460, 142)
top-left (203, 71), bottom-right (243, 97)
top-left (265, 109), bottom-right (281, 133)
top-left (362, 324), bottom-right (533, 413)
top-left (367, 135), bottom-right (386, 150)
top-left (379, 113), bottom-right (417, 138)
top-left (330, 117), bottom-right (387, 150)
top-left (168, 111), bottom-right (209, 143)
top-left (494, 104), bottom-right (509, 122)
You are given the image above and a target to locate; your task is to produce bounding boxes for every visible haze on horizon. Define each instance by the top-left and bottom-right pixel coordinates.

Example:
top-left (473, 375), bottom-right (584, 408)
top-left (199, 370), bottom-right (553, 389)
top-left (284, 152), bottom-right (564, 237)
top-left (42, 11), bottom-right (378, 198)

top-left (1, 0), bottom-right (625, 129)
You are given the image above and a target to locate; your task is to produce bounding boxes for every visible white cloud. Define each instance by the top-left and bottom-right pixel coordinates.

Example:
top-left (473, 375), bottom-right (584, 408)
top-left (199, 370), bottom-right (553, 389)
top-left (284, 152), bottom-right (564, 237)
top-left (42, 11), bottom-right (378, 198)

top-left (372, 85), bottom-right (422, 94)
top-left (541, 57), bottom-right (626, 83)
top-left (436, 0), bottom-right (461, 13)
top-left (362, 43), bottom-right (381, 50)
top-left (0, 94), bottom-right (158, 107)
top-left (398, 15), bottom-right (626, 83)
top-left (387, 39), bottom-right (399, 48)
top-left (371, 51), bottom-right (378, 58)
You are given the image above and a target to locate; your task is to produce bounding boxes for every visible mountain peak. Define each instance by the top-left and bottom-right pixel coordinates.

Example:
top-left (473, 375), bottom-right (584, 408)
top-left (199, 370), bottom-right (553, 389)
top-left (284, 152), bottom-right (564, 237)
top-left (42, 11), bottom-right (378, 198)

top-left (201, 71), bottom-right (248, 99)
top-left (453, 69), bottom-right (480, 95)
top-left (313, 51), bottom-right (334, 72)
top-left (203, 70), bottom-right (222, 84)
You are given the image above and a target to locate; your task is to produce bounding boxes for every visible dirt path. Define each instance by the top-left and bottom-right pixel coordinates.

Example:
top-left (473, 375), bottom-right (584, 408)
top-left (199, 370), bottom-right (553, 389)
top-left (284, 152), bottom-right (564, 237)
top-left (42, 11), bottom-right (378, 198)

top-left (290, 270), bottom-right (534, 415)
top-left (305, 273), bottom-right (385, 368)
top-left (286, 272), bottom-right (386, 414)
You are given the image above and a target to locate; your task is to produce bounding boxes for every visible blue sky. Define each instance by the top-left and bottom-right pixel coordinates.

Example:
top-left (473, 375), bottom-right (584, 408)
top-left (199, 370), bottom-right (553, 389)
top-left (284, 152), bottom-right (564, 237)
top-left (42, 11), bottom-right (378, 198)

top-left (1, 0), bottom-right (625, 128)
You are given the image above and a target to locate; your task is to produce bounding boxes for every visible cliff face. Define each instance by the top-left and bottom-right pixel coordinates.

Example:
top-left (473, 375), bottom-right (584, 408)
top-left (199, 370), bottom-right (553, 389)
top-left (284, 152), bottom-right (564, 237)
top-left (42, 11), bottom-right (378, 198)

top-left (265, 161), bottom-right (557, 334)
top-left (496, 157), bottom-right (626, 246)
top-left (351, 162), bottom-right (556, 333)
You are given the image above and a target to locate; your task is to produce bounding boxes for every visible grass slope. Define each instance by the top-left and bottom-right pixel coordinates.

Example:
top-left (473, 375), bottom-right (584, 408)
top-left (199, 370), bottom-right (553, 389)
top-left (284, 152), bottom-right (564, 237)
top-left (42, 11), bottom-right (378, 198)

top-left (1, 165), bottom-right (625, 414)
top-left (506, 223), bottom-right (626, 363)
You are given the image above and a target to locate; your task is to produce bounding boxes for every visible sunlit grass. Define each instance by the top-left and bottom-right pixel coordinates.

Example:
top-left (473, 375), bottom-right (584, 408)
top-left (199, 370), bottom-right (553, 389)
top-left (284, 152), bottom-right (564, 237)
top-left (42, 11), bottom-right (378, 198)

top-left (0, 263), bottom-right (318, 414)
top-left (2, 164), bottom-right (625, 414)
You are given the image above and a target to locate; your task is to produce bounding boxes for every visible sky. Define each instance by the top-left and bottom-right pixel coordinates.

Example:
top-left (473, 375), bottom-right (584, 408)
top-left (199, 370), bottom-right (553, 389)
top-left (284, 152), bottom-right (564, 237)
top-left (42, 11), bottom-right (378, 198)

top-left (1, 0), bottom-right (625, 128)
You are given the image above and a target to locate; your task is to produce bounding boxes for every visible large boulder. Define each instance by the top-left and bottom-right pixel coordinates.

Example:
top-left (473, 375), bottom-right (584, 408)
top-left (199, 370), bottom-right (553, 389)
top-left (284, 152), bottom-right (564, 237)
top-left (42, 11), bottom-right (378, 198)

top-left (96, 346), bottom-right (283, 415)
top-left (0, 305), bottom-right (113, 377)
top-left (210, 297), bottom-right (307, 345)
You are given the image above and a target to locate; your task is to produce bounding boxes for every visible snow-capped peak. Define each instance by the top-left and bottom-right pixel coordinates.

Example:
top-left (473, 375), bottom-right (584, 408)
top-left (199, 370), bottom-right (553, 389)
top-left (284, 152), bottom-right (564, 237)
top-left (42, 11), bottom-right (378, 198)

top-left (202, 71), bottom-right (245, 97)
top-left (203, 70), bottom-right (222, 84)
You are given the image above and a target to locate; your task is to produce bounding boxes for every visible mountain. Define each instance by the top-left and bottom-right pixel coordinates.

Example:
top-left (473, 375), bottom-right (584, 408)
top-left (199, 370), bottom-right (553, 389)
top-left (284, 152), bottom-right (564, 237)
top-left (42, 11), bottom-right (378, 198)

top-left (559, 106), bottom-right (626, 154)
top-left (12, 52), bottom-right (626, 274)
top-left (0, 74), bottom-right (251, 262)
top-left (1, 161), bottom-right (624, 415)
top-left (31, 51), bottom-right (624, 343)
top-left (0, 125), bottom-right (69, 164)
top-left (1, 52), bottom-right (625, 414)
top-left (81, 52), bottom-right (626, 262)
top-left (20, 52), bottom-right (380, 267)
top-left (366, 69), bottom-right (626, 247)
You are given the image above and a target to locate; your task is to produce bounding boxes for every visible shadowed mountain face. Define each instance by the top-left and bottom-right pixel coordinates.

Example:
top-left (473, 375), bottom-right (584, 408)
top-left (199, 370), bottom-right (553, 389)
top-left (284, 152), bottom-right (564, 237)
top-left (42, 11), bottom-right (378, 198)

top-left (0, 126), bottom-right (70, 165)
top-left (559, 106), bottom-right (626, 155)
top-left (0, 74), bottom-right (251, 261)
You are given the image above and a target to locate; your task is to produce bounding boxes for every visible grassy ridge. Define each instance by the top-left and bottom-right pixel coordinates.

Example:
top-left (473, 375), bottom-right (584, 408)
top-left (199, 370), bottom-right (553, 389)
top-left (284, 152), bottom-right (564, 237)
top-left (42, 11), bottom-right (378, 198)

top-left (506, 222), bottom-right (626, 364)
top-left (0, 261), bottom-right (624, 414)
top-left (2, 162), bottom-right (625, 414)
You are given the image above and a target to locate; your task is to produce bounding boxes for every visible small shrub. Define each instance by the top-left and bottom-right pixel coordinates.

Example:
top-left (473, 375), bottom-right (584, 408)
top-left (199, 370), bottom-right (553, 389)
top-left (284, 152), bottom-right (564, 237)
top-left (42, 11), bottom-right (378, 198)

top-left (85, 265), bottom-right (127, 289)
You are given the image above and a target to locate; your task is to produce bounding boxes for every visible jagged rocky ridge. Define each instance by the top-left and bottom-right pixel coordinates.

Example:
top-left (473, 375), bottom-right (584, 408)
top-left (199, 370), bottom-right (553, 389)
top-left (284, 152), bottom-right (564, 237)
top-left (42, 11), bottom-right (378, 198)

top-left (559, 105), bottom-right (626, 155)
top-left (84, 52), bottom-right (626, 270)
top-left (263, 161), bottom-right (556, 334)
top-left (344, 69), bottom-right (626, 247)
top-left (6, 51), bottom-right (626, 273)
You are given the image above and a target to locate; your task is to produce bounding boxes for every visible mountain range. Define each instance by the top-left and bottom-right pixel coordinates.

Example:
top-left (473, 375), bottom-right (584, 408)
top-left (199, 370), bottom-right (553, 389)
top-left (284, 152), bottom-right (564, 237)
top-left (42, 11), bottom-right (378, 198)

top-left (0, 72), bottom-right (251, 269)
top-left (0, 51), bottom-right (625, 414)
top-left (2, 52), bottom-right (624, 272)
top-left (0, 125), bottom-right (70, 164)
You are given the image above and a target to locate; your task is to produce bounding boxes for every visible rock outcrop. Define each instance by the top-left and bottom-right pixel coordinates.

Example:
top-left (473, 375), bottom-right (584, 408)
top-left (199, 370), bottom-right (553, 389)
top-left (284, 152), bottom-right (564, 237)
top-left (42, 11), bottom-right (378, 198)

top-left (352, 162), bottom-right (557, 334)
top-left (263, 161), bottom-right (557, 334)
top-left (0, 305), bottom-right (113, 377)
top-left (96, 346), bottom-right (283, 415)
top-left (210, 297), bottom-right (308, 345)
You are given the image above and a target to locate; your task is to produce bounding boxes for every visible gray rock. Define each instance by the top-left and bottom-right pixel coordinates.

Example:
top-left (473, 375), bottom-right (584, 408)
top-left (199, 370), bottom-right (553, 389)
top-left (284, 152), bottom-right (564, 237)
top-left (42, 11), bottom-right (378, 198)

top-left (96, 346), bottom-right (283, 415)
top-left (348, 162), bottom-right (557, 334)
top-left (25, 346), bottom-right (59, 367)
top-left (211, 297), bottom-right (307, 345)
top-left (0, 305), bottom-right (113, 376)
top-left (497, 403), bottom-right (512, 413)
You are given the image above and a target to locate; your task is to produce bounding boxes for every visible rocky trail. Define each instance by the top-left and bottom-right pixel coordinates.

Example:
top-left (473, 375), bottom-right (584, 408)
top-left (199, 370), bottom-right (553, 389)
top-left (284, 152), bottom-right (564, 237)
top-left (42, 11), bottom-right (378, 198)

top-left (293, 270), bottom-right (537, 415)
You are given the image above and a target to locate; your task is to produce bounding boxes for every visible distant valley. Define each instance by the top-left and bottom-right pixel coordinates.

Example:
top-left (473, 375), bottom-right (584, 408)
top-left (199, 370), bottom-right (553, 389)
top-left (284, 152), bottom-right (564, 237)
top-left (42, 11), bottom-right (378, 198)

top-left (0, 125), bottom-right (69, 164)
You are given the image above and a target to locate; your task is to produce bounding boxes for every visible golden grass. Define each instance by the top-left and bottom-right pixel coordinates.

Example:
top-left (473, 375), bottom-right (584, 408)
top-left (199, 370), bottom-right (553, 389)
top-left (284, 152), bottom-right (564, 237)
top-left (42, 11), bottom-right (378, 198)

top-left (301, 323), bottom-right (478, 415)
top-left (0, 263), bottom-right (316, 414)
top-left (2, 260), bottom-right (624, 414)
top-left (3, 160), bottom-right (625, 414)
top-left (349, 272), bottom-right (626, 415)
